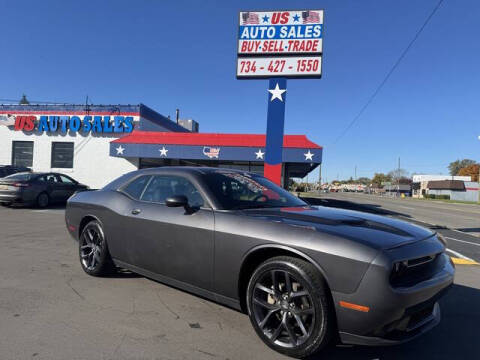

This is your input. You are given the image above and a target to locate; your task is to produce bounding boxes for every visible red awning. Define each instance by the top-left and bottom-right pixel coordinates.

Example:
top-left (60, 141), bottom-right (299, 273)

top-left (112, 131), bottom-right (321, 149)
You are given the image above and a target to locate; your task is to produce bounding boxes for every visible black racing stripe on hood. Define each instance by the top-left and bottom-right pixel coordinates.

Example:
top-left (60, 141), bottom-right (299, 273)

top-left (246, 210), bottom-right (411, 237)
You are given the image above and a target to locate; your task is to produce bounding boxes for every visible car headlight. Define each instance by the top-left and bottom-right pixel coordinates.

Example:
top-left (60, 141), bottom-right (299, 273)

top-left (437, 233), bottom-right (447, 247)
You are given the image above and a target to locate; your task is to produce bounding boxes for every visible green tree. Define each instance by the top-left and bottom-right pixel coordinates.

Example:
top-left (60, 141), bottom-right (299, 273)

top-left (357, 177), bottom-right (371, 185)
top-left (448, 159), bottom-right (477, 175)
top-left (371, 173), bottom-right (391, 187)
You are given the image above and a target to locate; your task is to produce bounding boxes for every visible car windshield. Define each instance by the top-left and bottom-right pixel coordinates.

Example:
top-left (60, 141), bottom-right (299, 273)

top-left (203, 171), bottom-right (307, 210)
top-left (4, 173), bottom-right (36, 181)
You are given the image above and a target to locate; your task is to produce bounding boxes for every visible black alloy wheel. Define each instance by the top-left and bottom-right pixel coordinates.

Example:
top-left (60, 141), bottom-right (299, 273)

top-left (79, 220), bottom-right (115, 276)
top-left (247, 256), bottom-right (333, 358)
top-left (36, 192), bottom-right (49, 208)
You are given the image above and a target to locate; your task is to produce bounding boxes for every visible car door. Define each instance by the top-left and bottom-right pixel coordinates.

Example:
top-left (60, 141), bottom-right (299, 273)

top-left (121, 174), bottom-right (215, 291)
top-left (57, 174), bottom-right (80, 201)
top-left (41, 173), bottom-right (64, 202)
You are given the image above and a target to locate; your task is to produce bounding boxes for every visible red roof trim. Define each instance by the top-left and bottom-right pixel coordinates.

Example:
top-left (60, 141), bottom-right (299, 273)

top-left (112, 131), bottom-right (322, 149)
top-left (0, 110), bottom-right (138, 116)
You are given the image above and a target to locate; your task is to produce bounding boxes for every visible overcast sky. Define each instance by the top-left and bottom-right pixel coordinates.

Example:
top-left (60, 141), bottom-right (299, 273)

top-left (1, 0), bottom-right (479, 181)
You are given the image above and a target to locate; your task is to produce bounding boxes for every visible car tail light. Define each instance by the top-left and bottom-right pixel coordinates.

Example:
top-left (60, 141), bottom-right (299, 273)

top-left (13, 182), bottom-right (30, 187)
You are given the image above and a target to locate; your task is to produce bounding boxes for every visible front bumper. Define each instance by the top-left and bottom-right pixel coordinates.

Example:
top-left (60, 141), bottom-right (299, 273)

top-left (339, 294), bottom-right (444, 346)
top-left (333, 236), bottom-right (455, 345)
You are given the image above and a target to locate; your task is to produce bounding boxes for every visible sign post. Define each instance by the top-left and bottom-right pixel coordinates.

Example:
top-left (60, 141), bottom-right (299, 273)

top-left (236, 10), bottom-right (324, 185)
top-left (264, 78), bottom-right (287, 185)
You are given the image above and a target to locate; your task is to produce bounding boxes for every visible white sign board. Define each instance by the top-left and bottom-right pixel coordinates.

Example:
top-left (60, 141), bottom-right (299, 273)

top-left (236, 56), bottom-right (322, 78)
top-left (237, 10), bottom-right (323, 79)
top-left (238, 10), bottom-right (323, 55)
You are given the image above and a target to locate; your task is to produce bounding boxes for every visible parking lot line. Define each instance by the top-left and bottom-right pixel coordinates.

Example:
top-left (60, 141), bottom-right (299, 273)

top-left (446, 248), bottom-right (479, 265)
top-left (445, 236), bottom-right (480, 247)
top-left (451, 258), bottom-right (479, 265)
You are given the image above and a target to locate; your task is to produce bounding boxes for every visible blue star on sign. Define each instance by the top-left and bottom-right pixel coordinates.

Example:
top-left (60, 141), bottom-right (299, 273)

top-left (262, 15), bottom-right (269, 23)
top-left (293, 14), bottom-right (300, 22)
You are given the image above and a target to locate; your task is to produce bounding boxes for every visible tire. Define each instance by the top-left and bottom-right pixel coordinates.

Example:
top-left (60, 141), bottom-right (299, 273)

top-left (246, 256), bottom-right (334, 358)
top-left (79, 220), bottom-right (115, 276)
top-left (36, 192), bottom-right (49, 208)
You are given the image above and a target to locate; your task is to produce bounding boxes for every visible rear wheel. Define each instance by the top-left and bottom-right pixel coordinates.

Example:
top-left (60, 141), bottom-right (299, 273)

top-left (79, 220), bottom-right (115, 276)
top-left (246, 256), bottom-right (333, 358)
top-left (36, 192), bottom-right (49, 208)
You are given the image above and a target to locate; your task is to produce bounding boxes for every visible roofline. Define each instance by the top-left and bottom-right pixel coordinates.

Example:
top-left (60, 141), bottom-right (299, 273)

top-left (112, 131), bottom-right (322, 149)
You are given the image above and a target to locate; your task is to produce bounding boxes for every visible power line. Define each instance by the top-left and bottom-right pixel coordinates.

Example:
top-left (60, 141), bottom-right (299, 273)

top-left (331, 0), bottom-right (445, 145)
top-left (0, 98), bottom-right (74, 105)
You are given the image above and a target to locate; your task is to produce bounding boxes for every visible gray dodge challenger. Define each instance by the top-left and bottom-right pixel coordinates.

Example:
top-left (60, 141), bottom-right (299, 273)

top-left (65, 167), bottom-right (454, 358)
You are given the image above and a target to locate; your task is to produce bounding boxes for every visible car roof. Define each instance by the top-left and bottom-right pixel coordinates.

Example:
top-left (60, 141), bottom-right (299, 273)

top-left (0, 165), bottom-right (30, 169)
top-left (135, 166), bottom-right (258, 176)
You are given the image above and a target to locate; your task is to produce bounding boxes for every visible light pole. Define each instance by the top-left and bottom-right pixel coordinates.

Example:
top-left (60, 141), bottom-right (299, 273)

top-left (478, 136), bottom-right (480, 203)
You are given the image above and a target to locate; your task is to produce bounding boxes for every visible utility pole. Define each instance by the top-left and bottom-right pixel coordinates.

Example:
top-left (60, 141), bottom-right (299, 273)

top-left (354, 165), bottom-right (357, 181)
top-left (318, 163), bottom-right (322, 192)
top-left (397, 157), bottom-right (400, 198)
top-left (478, 136), bottom-right (480, 203)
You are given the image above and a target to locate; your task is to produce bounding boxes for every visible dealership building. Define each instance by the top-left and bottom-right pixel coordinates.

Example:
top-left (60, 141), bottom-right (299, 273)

top-left (0, 104), bottom-right (322, 188)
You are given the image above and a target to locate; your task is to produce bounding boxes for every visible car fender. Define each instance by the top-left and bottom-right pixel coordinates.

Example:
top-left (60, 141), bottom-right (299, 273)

top-left (241, 243), bottom-right (333, 290)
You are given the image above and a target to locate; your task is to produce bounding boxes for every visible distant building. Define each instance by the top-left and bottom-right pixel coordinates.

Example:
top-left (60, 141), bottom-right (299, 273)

top-left (383, 184), bottom-right (411, 196)
top-left (412, 174), bottom-right (471, 182)
top-left (412, 174), bottom-right (472, 198)
top-left (426, 180), bottom-right (479, 202)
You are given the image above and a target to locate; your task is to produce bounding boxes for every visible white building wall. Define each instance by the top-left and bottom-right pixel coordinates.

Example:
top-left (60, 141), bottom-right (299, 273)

top-left (0, 122), bottom-right (139, 189)
top-left (412, 174), bottom-right (471, 182)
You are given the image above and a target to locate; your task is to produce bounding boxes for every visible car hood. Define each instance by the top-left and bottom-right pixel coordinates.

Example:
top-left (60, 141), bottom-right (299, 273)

top-left (241, 206), bottom-right (434, 250)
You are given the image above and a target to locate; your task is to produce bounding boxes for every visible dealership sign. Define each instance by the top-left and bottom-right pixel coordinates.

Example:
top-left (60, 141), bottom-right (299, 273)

top-left (4, 114), bottom-right (134, 134)
top-left (236, 9), bottom-right (324, 185)
top-left (237, 10), bottom-right (323, 79)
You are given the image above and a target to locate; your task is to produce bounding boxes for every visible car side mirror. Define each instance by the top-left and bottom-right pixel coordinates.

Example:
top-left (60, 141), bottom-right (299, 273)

top-left (165, 195), bottom-right (189, 208)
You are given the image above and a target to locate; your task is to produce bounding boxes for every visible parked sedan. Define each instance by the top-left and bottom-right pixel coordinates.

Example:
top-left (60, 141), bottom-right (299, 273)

top-left (65, 167), bottom-right (454, 358)
top-left (0, 165), bottom-right (31, 178)
top-left (0, 172), bottom-right (88, 208)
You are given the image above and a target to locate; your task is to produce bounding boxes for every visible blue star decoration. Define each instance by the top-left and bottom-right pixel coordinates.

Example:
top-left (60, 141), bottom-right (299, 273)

top-left (262, 15), bottom-right (269, 23)
top-left (293, 14), bottom-right (300, 22)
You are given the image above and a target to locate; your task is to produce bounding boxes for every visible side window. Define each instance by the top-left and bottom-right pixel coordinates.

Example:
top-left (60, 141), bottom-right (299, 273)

top-left (141, 175), bottom-right (204, 207)
top-left (58, 175), bottom-right (76, 184)
top-left (121, 175), bottom-right (151, 200)
top-left (44, 174), bottom-right (60, 183)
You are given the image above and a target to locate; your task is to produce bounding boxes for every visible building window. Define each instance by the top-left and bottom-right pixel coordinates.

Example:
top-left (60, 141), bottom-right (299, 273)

top-left (51, 142), bottom-right (74, 168)
top-left (12, 141), bottom-right (34, 167)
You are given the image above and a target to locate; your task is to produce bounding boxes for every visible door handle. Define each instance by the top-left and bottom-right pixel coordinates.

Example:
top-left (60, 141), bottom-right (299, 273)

top-left (131, 209), bottom-right (141, 215)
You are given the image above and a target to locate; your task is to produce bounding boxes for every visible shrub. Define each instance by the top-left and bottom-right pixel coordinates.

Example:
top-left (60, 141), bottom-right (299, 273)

top-left (425, 194), bottom-right (450, 200)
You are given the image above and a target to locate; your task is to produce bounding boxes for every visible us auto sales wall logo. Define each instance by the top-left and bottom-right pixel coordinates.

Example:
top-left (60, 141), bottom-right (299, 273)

top-left (1, 114), bottom-right (134, 134)
top-left (203, 146), bottom-right (220, 159)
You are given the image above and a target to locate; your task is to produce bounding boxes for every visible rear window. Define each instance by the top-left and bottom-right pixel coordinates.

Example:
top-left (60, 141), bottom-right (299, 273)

top-left (4, 173), bottom-right (36, 181)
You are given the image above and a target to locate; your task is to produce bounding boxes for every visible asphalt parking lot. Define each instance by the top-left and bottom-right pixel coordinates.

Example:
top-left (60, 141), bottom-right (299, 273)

top-left (1, 205), bottom-right (479, 360)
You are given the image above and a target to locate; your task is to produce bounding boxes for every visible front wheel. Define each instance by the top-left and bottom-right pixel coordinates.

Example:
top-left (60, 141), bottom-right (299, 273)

top-left (79, 220), bottom-right (115, 276)
top-left (246, 256), bottom-right (334, 358)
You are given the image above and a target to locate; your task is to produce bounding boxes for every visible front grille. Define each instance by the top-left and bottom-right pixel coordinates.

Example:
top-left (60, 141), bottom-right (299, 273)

top-left (390, 253), bottom-right (445, 288)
